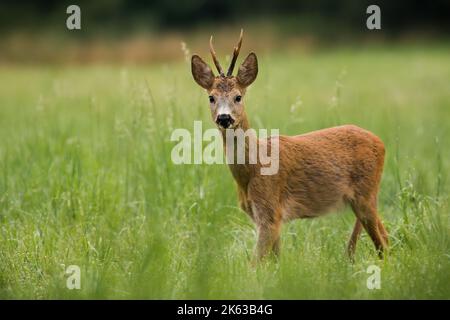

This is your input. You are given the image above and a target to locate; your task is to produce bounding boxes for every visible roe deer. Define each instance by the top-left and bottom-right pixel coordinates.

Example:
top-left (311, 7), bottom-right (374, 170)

top-left (190, 30), bottom-right (388, 261)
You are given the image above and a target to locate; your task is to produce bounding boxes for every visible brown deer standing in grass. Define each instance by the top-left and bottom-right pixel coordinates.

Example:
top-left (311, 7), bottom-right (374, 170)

top-left (190, 30), bottom-right (388, 261)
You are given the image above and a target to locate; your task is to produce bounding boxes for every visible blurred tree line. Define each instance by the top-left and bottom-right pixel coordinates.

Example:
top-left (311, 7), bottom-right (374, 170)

top-left (0, 0), bottom-right (449, 37)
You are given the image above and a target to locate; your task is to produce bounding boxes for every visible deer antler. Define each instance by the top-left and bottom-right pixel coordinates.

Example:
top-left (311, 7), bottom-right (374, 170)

top-left (210, 35), bottom-right (225, 77)
top-left (226, 29), bottom-right (243, 77)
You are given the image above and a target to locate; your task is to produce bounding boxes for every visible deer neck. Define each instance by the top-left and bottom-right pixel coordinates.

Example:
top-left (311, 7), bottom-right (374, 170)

top-left (221, 110), bottom-right (255, 189)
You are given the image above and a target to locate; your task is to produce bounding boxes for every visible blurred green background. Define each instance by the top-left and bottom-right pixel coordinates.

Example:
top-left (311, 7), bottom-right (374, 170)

top-left (0, 1), bottom-right (449, 299)
top-left (0, 0), bottom-right (449, 64)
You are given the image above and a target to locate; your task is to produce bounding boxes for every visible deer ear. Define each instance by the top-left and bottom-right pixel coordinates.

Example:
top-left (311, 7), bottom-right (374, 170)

top-left (191, 55), bottom-right (215, 89)
top-left (237, 52), bottom-right (258, 87)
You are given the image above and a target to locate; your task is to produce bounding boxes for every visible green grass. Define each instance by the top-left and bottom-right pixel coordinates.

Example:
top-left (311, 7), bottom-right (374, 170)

top-left (0, 44), bottom-right (449, 299)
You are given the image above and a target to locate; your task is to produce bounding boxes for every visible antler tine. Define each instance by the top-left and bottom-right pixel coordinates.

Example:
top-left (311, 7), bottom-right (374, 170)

top-left (226, 29), bottom-right (243, 77)
top-left (210, 35), bottom-right (225, 77)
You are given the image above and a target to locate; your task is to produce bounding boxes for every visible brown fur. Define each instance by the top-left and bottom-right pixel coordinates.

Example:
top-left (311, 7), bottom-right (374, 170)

top-left (191, 38), bottom-right (388, 262)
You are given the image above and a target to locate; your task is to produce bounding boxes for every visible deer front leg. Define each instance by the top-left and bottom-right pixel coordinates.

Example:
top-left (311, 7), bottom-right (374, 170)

top-left (248, 179), bottom-right (283, 262)
top-left (256, 221), bottom-right (282, 261)
top-left (253, 205), bottom-right (282, 261)
top-left (238, 187), bottom-right (254, 221)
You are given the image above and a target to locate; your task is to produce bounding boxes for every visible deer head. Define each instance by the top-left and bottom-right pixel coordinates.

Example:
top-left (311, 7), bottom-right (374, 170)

top-left (191, 30), bottom-right (258, 130)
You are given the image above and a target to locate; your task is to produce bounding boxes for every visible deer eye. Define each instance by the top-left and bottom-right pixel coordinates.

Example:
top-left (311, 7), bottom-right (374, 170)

top-left (235, 95), bottom-right (242, 103)
top-left (209, 96), bottom-right (215, 103)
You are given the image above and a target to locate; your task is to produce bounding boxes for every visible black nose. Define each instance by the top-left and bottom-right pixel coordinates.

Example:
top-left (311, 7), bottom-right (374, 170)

top-left (216, 114), bottom-right (235, 128)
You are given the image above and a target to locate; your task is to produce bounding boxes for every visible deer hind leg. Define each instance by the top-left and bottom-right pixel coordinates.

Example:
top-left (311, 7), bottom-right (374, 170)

top-left (347, 219), bottom-right (362, 260)
top-left (377, 218), bottom-right (389, 246)
top-left (351, 197), bottom-right (387, 258)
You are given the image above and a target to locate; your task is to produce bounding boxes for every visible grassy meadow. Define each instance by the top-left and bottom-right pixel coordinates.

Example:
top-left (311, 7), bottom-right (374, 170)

top-left (0, 44), bottom-right (449, 299)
